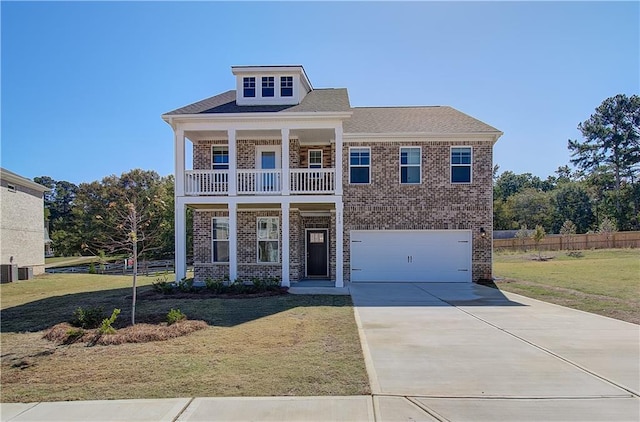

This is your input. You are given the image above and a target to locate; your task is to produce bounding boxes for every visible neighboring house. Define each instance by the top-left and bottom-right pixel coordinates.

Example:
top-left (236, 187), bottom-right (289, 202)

top-left (0, 168), bottom-right (49, 279)
top-left (163, 65), bottom-right (502, 287)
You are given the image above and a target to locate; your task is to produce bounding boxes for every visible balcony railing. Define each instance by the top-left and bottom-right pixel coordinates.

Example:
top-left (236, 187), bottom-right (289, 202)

top-left (184, 169), bottom-right (336, 196)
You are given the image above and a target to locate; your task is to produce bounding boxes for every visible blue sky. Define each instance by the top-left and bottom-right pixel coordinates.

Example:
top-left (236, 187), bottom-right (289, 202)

top-left (2, 1), bottom-right (638, 185)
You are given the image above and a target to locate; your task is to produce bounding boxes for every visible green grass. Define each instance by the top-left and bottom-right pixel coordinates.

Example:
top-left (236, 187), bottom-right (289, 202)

top-left (1, 273), bottom-right (370, 403)
top-left (494, 248), bottom-right (640, 324)
top-left (45, 255), bottom-right (124, 268)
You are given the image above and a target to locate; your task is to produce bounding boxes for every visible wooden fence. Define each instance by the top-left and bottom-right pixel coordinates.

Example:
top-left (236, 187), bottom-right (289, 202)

top-left (493, 231), bottom-right (640, 252)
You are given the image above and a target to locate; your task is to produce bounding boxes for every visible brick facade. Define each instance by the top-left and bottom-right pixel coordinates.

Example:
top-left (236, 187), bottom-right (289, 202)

top-left (191, 138), bottom-right (493, 284)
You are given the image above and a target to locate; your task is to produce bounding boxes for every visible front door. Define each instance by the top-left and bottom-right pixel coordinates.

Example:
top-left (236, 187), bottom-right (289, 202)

top-left (306, 229), bottom-right (329, 277)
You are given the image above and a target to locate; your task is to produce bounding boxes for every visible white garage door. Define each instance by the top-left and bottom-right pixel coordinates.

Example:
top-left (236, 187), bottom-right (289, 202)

top-left (350, 230), bottom-right (472, 283)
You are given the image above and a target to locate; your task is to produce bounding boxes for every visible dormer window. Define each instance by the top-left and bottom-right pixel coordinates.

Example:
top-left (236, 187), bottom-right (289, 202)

top-left (281, 76), bottom-right (293, 97)
top-left (262, 77), bottom-right (275, 97)
top-left (243, 77), bottom-right (256, 97)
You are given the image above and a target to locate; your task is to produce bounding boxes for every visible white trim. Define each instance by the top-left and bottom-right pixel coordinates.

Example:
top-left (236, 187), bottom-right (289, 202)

top-left (305, 228), bottom-right (329, 278)
top-left (343, 132), bottom-right (502, 143)
top-left (348, 146), bottom-right (371, 185)
top-left (228, 203), bottom-right (238, 281)
top-left (299, 211), bottom-right (332, 217)
top-left (281, 205), bottom-right (290, 286)
top-left (335, 201), bottom-right (344, 287)
top-left (450, 146), bottom-right (473, 184)
top-left (399, 146), bottom-right (422, 185)
top-left (308, 149), bottom-right (323, 169)
top-left (177, 195), bottom-right (340, 206)
top-left (211, 217), bottom-right (230, 263)
top-left (256, 216), bottom-right (280, 263)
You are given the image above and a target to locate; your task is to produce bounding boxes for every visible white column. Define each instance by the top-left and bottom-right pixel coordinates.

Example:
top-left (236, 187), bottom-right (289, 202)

top-left (281, 202), bottom-right (290, 287)
top-left (174, 199), bottom-right (187, 282)
top-left (335, 200), bottom-right (344, 287)
top-left (228, 202), bottom-right (238, 282)
top-left (175, 129), bottom-right (185, 197)
top-left (281, 128), bottom-right (290, 196)
top-left (228, 129), bottom-right (237, 196)
top-left (334, 126), bottom-right (343, 196)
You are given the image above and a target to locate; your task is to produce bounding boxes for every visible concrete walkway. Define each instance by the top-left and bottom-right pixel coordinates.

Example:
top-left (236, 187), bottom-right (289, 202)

top-left (2, 282), bottom-right (639, 421)
top-left (350, 282), bottom-right (640, 421)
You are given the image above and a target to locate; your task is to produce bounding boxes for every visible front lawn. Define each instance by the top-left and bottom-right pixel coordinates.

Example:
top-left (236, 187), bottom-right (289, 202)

top-left (493, 248), bottom-right (640, 324)
top-left (0, 274), bottom-right (370, 403)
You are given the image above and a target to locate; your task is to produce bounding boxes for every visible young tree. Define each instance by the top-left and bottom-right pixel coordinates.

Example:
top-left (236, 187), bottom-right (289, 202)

top-left (78, 169), bottom-right (169, 325)
top-left (531, 225), bottom-right (546, 260)
top-left (597, 216), bottom-right (618, 248)
top-left (515, 225), bottom-right (530, 251)
top-left (568, 94), bottom-right (640, 223)
top-left (559, 220), bottom-right (577, 250)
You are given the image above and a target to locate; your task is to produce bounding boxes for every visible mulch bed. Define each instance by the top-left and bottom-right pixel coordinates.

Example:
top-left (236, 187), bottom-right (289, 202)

top-left (43, 320), bottom-right (208, 346)
top-left (139, 287), bottom-right (289, 301)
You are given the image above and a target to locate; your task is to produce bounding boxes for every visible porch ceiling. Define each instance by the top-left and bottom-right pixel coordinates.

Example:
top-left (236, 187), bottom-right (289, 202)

top-left (184, 128), bottom-right (334, 144)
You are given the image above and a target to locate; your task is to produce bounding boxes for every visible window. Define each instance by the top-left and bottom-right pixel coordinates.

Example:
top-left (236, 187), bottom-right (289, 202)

top-left (349, 147), bottom-right (370, 184)
top-left (262, 77), bottom-right (275, 97)
top-left (243, 77), bottom-right (255, 97)
top-left (212, 218), bottom-right (229, 263)
top-left (212, 146), bottom-right (229, 170)
top-left (257, 217), bottom-right (279, 263)
top-left (308, 149), bottom-right (323, 169)
top-left (280, 76), bottom-right (293, 97)
top-left (451, 147), bottom-right (472, 183)
top-left (400, 147), bottom-right (421, 184)
top-left (7, 184), bottom-right (16, 193)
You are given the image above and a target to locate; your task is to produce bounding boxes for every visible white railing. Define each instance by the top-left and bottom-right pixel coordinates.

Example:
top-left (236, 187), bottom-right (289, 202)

top-left (184, 169), bottom-right (336, 195)
top-left (237, 169), bottom-right (282, 194)
top-left (290, 168), bottom-right (335, 194)
top-left (185, 170), bottom-right (228, 195)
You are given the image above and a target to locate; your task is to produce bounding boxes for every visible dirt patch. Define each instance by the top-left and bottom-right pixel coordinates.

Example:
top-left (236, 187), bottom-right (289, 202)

top-left (43, 320), bottom-right (208, 346)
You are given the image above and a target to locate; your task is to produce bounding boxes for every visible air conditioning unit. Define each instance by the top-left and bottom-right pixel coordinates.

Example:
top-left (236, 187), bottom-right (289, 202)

top-left (1, 264), bottom-right (18, 283)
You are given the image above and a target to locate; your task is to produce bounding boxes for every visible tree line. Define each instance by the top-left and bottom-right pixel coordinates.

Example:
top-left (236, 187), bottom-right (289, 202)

top-left (37, 94), bottom-right (638, 257)
top-left (495, 94), bottom-right (639, 234)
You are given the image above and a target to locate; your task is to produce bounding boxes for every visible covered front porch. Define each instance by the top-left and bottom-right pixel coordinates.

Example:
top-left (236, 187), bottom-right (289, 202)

top-left (176, 197), bottom-right (344, 287)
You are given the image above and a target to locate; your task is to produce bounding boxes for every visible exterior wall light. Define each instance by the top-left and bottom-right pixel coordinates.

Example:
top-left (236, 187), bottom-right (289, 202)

top-left (480, 227), bottom-right (486, 238)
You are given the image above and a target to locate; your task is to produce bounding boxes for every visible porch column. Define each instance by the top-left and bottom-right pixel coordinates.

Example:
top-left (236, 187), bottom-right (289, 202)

top-left (175, 129), bottom-right (185, 197)
top-left (335, 200), bottom-right (344, 287)
top-left (228, 129), bottom-right (237, 196)
top-left (334, 126), bottom-right (343, 196)
top-left (174, 199), bottom-right (187, 282)
top-left (281, 128), bottom-right (290, 196)
top-left (228, 202), bottom-right (238, 281)
top-left (281, 203), bottom-right (290, 287)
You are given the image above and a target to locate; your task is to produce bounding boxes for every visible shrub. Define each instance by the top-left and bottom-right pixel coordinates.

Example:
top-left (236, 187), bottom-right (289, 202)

top-left (166, 308), bottom-right (186, 326)
top-left (152, 280), bottom-right (175, 295)
top-left (98, 308), bottom-right (120, 335)
top-left (65, 328), bottom-right (85, 343)
top-left (228, 278), bottom-right (247, 294)
top-left (70, 306), bottom-right (105, 329)
top-left (177, 278), bottom-right (196, 293)
top-left (88, 262), bottom-right (97, 274)
top-left (204, 277), bottom-right (226, 294)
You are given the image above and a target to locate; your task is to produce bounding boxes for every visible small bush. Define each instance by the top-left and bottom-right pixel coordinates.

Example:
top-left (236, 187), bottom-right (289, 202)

top-left (228, 278), bottom-right (247, 294)
top-left (177, 278), bottom-right (196, 293)
top-left (65, 328), bottom-right (85, 344)
top-left (567, 251), bottom-right (584, 258)
top-left (70, 306), bottom-right (105, 329)
top-left (98, 308), bottom-right (120, 335)
top-left (88, 262), bottom-right (97, 274)
top-left (152, 280), bottom-right (175, 294)
top-left (204, 277), bottom-right (226, 294)
top-left (166, 308), bottom-right (186, 326)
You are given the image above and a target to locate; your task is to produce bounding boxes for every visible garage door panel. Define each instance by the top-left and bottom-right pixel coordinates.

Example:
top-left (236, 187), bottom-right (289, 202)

top-left (350, 230), bottom-right (472, 283)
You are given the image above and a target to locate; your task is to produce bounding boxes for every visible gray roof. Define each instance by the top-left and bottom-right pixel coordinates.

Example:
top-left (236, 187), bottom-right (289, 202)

top-left (0, 168), bottom-right (48, 192)
top-left (344, 106), bottom-right (501, 135)
top-left (164, 89), bottom-right (351, 115)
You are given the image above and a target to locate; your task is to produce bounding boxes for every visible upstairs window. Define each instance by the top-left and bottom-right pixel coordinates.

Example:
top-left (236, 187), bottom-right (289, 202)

top-left (451, 147), bottom-right (472, 183)
top-left (308, 150), bottom-right (323, 169)
top-left (212, 218), bottom-right (229, 263)
top-left (280, 76), bottom-right (293, 97)
top-left (212, 146), bottom-right (229, 170)
top-left (7, 184), bottom-right (16, 193)
top-left (349, 147), bottom-right (370, 184)
top-left (262, 77), bottom-right (275, 97)
top-left (400, 147), bottom-right (421, 184)
top-left (243, 77), bottom-right (255, 97)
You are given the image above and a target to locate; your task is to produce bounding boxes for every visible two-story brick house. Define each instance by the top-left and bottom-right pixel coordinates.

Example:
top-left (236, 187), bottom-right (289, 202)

top-left (162, 65), bottom-right (502, 287)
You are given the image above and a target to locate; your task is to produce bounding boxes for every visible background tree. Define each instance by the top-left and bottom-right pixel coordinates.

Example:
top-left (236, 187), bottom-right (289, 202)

top-left (33, 176), bottom-right (80, 256)
top-left (559, 220), bottom-right (577, 250)
top-left (531, 225), bottom-right (546, 260)
top-left (568, 94), bottom-right (640, 227)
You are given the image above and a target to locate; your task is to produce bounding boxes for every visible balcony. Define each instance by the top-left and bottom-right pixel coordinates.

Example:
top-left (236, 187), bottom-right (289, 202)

top-left (184, 169), bottom-right (336, 196)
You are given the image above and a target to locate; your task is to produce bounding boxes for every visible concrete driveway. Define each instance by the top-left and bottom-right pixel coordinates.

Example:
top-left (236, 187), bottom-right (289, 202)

top-left (350, 282), bottom-right (640, 421)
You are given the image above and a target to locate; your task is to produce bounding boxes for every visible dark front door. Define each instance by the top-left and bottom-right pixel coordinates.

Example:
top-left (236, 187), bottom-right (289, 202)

top-left (306, 230), bottom-right (328, 277)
